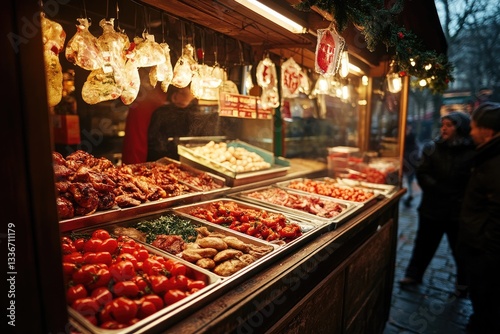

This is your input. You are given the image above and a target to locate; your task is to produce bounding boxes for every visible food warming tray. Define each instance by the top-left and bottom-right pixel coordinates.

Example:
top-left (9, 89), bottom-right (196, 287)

top-left (230, 186), bottom-right (363, 231)
top-left (58, 158), bottom-right (229, 233)
top-left (177, 139), bottom-right (290, 186)
top-left (152, 157), bottom-right (229, 195)
top-left (334, 178), bottom-right (397, 197)
top-left (103, 211), bottom-right (280, 279)
top-left (58, 191), bottom-right (203, 233)
top-left (172, 198), bottom-right (321, 248)
top-left (65, 228), bottom-right (222, 334)
top-left (276, 177), bottom-right (382, 206)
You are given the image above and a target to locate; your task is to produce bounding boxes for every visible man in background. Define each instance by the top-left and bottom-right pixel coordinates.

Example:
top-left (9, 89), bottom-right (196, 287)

top-left (458, 102), bottom-right (500, 334)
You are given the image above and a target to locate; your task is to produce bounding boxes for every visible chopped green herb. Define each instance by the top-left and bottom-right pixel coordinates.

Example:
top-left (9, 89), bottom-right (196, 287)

top-left (134, 214), bottom-right (198, 243)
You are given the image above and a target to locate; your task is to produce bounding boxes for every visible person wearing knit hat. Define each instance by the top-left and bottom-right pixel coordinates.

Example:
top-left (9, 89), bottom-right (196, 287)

top-left (458, 102), bottom-right (500, 334)
top-left (399, 111), bottom-right (476, 299)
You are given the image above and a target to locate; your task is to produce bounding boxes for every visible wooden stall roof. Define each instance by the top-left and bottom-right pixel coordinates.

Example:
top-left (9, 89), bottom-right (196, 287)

top-left (138, 0), bottom-right (447, 73)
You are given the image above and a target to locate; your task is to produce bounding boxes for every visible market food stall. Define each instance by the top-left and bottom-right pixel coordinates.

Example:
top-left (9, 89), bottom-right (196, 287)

top-left (4, 0), bottom-right (447, 333)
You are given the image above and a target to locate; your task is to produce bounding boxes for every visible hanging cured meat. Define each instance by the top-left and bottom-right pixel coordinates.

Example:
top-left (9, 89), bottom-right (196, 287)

top-left (190, 64), bottom-right (223, 100)
top-left (81, 68), bottom-right (123, 104)
top-left (171, 44), bottom-right (198, 88)
top-left (65, 18), bottom-right (103, 71)
top-left (281, 57), bottom-right (302, 98)
top-left (41, 14), bottom-right (66, 107)
top-left (149, 42), bottom-right (174, 92)
top-left (256, 56), bottom-right (279, 109)
top-left (81, 18), bottom-right (130, 104)
top-left (129, 33), bottom-right (166, 68)
top-left (299, 69), bottom-right (311, 94)
top-left (120, 60), bottom-right (141, 105)
top-left (315, 25), bottom-right (345, 76)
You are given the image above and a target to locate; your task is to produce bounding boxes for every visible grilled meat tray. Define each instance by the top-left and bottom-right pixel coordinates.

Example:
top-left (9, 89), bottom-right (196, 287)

top-left (230, 186), bottom-right (363, 230)
top-left (276, 177), bottom-right (382, 206)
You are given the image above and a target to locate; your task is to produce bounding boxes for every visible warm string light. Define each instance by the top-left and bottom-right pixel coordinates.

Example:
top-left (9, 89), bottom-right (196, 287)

top-left (339, 49), bottom-right (349, 78)
top-left (386, 60), bottom-right (402, 93)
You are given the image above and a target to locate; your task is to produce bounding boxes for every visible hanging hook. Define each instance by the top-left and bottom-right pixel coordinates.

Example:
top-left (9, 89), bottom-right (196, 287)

top-left (213, 33), bottom-right (218, 66)
top-left (237, 40), bottom-right (244, 65)
top-left (142, 6), bottom-right (149, 35)
top-left (116, 1), bottom-right (121, 32)
top-left (161, 12), bottom-right (166, 43)
top-left (82, 0), bottom-right (88, 21)
top-left (180, 20), bottom-right (186, 50)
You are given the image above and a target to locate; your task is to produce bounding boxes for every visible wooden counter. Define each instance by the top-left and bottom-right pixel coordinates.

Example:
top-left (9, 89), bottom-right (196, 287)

top-left (142, 187), bottom-right (404, 334)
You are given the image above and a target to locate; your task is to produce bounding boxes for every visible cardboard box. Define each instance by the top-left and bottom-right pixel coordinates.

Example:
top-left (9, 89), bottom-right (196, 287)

top-left (53, 114), bottom-right (81, 145)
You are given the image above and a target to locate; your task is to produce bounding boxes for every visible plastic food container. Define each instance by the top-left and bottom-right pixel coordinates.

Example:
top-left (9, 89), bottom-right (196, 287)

top-left (327, 146), bottom-right (360, 176)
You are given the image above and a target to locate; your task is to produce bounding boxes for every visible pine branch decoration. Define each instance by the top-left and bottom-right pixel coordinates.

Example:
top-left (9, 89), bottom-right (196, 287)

top-left (294, 0), bottom-right (454, 94)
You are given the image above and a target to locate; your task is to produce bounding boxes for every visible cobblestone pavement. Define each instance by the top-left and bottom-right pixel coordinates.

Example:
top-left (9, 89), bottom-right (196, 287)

top-left (383, 183), bottom-right (473, 334)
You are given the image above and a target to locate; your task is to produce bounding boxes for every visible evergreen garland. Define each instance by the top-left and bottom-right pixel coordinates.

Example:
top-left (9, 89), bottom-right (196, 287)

top-left (294, 0), bottom-right (453, 94)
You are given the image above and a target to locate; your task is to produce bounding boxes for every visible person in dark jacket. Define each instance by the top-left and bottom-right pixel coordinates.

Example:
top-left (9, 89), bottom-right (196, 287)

top-left (402, 122), bottom-right (419, 207)
top-left (458, 102), bottom-right (500, 334)
top-left (399, 112), bottom-right (476, 295)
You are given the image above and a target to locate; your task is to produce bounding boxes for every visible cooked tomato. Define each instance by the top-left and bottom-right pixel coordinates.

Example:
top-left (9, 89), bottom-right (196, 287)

top-left (83, 238), bottom-right (103, 253)
top-left (97, 238), bottom-right (118, 254)
top-left (163, 289), bottom-right (186, 305)
top-left (109, 261), bottom-right (136, 282)
top-left (149, 275), bottom-right (169, 295)
top-left (115, 253), bottom-right (138, 269)
top-left (88, 266), bottom-right (111, 290)
top-left (62, 262), bottom-right (77, 279)
top-left (109, 297), bottom-right (138, 324)
top-left (113, 281), bottom-right (140, 298)
top-left (71, 297), bottom-right (100, 317)
top-left (169, 262), bottom-right (187, 276)
top-left (92, 229), bottom-right (111, 240)
top-left (91, 287), bottom-right (113, 306)
top-left (63, 252), bottom-right (84, 264)
top-left (73, 238), bottom-right (86, 252)
top-left (61, 242), bottom-right (76, 255)
top-left (66, 284), bottom-right (88, 305)
top-left (142, 294), bottom-right (164, 310)
top-left (137, 300), bottom-right (157, 319)
top-left (131, 275), bottom-right (150, 294)
top-left (143, 258), bottom-right (165, 276)
top-left (133, 248), bottom-right (149, 262)
top-left (169, 275), bottom-right (188, 291)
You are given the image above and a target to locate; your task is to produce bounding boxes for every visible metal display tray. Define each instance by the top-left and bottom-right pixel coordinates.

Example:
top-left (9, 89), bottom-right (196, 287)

top-left (230, 186), bottom-right (363, 231)
top-left (335, 178), bottom-right (397, 197)
top-left (101, 211), bottom-right (280, 280)
top-left (171, 198), bottom-right (322, 249)
top-left (276, 177), bottom-right (382, 206)
top-left (65, 230), bottom-right (222, 334)
top-left (151, 157), bottom-right (229, 194)
top-left (59, 158), bottom-right (229, 233)
top-left (59, 192), bottom-right (202, 233)
top-left (177, 139), bottom-right (290, 187)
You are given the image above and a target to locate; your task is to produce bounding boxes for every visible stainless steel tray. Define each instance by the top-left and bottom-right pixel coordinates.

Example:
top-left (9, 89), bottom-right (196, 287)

top-left (103, 211), bottom-right (280, 279)
top-left (65, 230), bottom-right (222, 334)
top-left (335, 178), bottom-right (397, 197)
top-left (230, 186), bottom-right (363, 230)
top-left (172, 198), bottom-right (320, 246)
top-left (152, 157), bottom-right (229, 194)
top-left (177, 139), bottom-right (290, 186)
top-left (59, 192), bottom-right (202, 233)
top-left (276, 177), bottom-right (380, 206)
